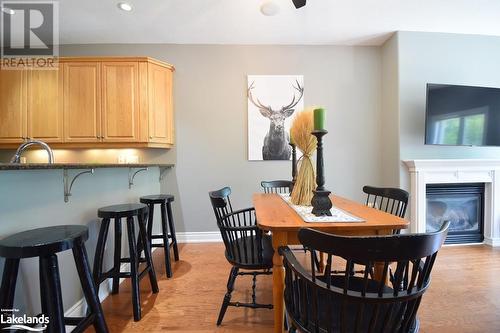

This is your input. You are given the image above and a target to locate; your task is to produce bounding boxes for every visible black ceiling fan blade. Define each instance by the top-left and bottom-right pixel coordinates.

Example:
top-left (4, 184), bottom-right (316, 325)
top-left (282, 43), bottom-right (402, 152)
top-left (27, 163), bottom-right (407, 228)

top-left (292, 0), bottom-right (306, 9)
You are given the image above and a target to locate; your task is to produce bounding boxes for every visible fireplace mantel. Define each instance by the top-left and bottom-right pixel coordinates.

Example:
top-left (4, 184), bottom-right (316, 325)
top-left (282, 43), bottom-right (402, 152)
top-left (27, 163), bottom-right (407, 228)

top-left (403, 159), bottom-right (500, 246)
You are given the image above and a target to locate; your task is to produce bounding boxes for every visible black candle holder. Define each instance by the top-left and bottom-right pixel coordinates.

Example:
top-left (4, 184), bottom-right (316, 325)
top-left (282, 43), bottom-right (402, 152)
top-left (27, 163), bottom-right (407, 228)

top-left (311, 129), bottom-right (332, 216)
top-left (289, 142), bottom-right (297, 186)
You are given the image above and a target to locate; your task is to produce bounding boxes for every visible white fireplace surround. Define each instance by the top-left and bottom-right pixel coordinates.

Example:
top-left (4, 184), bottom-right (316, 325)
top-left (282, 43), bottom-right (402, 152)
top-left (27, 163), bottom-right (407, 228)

top-left (404, 159), bottom-right (500, 246)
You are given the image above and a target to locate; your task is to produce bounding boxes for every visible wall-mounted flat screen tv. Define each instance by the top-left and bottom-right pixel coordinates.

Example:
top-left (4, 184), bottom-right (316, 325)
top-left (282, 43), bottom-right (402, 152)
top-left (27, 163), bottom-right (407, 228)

top-left (425, 84), bottom-right (500, 146)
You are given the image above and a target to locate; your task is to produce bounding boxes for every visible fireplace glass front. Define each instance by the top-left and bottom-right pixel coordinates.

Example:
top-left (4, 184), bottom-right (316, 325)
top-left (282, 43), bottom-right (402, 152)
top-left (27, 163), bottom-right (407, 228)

top-left (426, 183), bottom-right (484, 244)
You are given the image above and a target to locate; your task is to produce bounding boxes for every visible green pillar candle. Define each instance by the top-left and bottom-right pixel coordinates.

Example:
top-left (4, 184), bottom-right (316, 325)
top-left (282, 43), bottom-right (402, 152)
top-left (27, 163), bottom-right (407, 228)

top-left (289, 131), bottom-right (295, 145)
top-left (314, 108), bottom-right (326, 130)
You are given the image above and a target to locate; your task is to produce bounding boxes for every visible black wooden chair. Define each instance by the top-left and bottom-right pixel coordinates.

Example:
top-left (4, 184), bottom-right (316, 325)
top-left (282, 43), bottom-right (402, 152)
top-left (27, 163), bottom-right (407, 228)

top-left (261, 180), bottom-right (294, 194)
top-left (209, 187), bottom-right (273, 326)
top-left (363, 185), bottom-right (409, 222)
top-left (355, 186), bottom-right (411, 279)
top-left (280, 222), bottom-right (449, 333)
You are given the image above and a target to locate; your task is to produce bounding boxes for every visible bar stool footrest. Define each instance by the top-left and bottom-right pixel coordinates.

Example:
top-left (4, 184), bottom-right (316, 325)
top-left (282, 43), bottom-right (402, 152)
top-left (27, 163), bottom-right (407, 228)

top-left (119, 257), bottom-right (148, 263)
top-left (65, 315), bottom-right (95, 333)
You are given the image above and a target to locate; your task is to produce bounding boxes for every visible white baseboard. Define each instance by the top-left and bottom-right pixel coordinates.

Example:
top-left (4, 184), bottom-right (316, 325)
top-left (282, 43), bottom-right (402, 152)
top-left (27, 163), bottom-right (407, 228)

top-left (443, 242), bottom-right (484, 247)
top-left (484, 237), bottom-right (500, 247)
top-left (176, 231), bottom-right (222, 243)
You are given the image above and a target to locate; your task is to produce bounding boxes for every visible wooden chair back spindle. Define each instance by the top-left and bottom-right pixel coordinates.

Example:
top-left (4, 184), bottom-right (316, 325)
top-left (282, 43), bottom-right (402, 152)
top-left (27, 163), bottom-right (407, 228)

top-left (363, 185), bottom-right (409, 219)
top-left (261, 180), bottom-right (294, 194)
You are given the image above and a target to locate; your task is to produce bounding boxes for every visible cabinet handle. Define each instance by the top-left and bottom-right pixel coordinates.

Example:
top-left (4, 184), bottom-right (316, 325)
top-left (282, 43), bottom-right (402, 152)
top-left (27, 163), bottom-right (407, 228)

top-left (149, 136), bottom-right (153, 139)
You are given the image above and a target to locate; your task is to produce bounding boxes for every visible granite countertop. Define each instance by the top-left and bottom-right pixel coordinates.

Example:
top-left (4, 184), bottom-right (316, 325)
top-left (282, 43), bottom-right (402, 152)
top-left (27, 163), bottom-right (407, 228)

top-left (0, 163), bottom-right (175, 170)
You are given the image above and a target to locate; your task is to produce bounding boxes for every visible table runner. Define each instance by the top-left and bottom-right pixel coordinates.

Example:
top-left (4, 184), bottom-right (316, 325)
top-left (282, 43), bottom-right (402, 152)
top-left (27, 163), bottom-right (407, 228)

top-left (279, 194), bottom-right (365, 223)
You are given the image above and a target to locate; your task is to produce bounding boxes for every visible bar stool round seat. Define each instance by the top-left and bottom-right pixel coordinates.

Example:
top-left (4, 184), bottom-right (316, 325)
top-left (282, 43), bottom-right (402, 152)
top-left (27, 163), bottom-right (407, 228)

top-left (93, 203), bottom-right (159, 322)
top-left (0, 225), bottom-right (108, 333)
top-left (139, 194), bottom-right (179, 278)
top-left (0, 225), bottom-right (88, 258)
top-left (98, 203), bottom-right (148, 219)
top-left (140, 194), bottom-right (174, 204)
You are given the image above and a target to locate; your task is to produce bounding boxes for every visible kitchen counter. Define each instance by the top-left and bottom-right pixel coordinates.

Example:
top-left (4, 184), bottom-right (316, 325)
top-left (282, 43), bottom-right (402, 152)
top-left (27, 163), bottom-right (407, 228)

top-left (0, 163), bottom-right (175, 170)
top-left (0, 160), bottom-right (169, 315)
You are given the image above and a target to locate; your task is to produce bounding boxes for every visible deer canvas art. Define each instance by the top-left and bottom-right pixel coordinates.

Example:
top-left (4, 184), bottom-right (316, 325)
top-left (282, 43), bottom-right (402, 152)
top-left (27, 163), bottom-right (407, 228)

top-left (247, 75), bottom-right (304, 160)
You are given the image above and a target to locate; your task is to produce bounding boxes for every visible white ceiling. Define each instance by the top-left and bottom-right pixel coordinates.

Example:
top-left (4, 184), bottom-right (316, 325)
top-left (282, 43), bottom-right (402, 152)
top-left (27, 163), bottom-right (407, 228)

top-left (57, 0), bottom-right (500, 45)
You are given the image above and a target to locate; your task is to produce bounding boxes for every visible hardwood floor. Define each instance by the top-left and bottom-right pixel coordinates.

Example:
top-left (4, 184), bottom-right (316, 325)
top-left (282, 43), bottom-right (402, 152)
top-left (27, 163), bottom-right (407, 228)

top-left (97, 243), bottom-right (500, 332)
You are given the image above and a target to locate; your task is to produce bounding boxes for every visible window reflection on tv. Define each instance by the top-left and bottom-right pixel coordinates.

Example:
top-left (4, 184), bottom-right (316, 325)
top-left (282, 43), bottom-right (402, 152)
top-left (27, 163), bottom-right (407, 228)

top-left (425, 84), bottom-right (500, 146)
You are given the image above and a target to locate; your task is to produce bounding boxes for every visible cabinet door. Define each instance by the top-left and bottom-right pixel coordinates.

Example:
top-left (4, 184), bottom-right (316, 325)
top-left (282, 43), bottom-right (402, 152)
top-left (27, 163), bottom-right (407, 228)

top-left (63, 62), bottom-right (101, 142)
top-left (101, 62), bottom-right (140, 142)
top-left (148, 63), bottom-right (174, 144)
top-left (0, 69), bottom-right (27, 143)
top-left (27, 69), bottom-right (63, 142)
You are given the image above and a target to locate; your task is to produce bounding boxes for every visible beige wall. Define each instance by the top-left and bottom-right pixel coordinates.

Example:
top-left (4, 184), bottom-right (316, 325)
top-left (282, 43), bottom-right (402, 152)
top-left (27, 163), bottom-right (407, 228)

top-left (59, 44), bottom-right (384, 232)
top-left (395, 32), bottom-right (500, 190)
top-left (380, 34), bottom-right (401, 187)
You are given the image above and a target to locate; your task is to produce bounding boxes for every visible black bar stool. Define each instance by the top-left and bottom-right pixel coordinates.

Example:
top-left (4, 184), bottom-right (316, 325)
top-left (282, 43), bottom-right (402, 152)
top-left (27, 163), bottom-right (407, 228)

top-left (0, 225), bottom-right (108, 333)
top-left (93, 203), bottom-right (159, 322)
top-left (139, 194), bottom-right (179, 278)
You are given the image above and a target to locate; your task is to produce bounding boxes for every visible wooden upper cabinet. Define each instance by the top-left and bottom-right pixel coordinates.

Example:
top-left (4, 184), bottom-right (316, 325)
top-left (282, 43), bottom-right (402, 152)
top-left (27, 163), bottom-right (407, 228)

top-left (0, 70), bottom-right (27, 143)
top-left (27, 69), bottom-right (63, 142)
top-left (148, 63), bottom-right (174, 145)
top-left (101, 62), bottom-right (140, 142)
top-left (0, 57), bottom-right (174, 149)
top-left (63, 62), bottom-right (101, 142)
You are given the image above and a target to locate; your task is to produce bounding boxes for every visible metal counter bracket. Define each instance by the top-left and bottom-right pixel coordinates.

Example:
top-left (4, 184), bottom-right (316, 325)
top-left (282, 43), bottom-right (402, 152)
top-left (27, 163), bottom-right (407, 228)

top-left (64, 168), bottom-right (95, 203)
top-left (129, 167), bottom-right (148, 189)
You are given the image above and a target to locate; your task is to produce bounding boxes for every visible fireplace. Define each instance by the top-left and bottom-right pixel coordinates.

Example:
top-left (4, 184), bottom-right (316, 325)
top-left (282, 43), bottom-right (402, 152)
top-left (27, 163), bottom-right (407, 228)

top-left (426, 183), bottom-right (484, 244)
top-left (404, 159), bottom-right (500, 246)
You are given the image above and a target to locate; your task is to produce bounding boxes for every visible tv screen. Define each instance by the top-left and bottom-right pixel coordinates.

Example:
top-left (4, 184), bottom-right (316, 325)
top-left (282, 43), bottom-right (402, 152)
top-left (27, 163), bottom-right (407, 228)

top-left (425, 84), bottom-right (500, 146)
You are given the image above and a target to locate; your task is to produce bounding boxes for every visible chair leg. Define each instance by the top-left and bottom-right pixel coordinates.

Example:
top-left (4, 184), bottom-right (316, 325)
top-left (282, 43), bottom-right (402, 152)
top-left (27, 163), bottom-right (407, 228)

top-left (138, 212), bottom-right (159, 293)
top-left (0, 258), bottom-right (19, 330)
top-left (39, 258), bottom-right (50, 319)
top-left (160, 203), bottom-right (173, 278)
top-left (40, 254), bottom-right (65, 333)
top-left (112, 217), bottom-right (122, 295)
top-left (93, 218), bottom-right (111, 292)
top-left (216, 266), bottom-right (239, 326)
top-left (72, 240), bottom-right (109, 333)
top-left (126, 217), bottom-right (141, 322)
top-left (137, 206), bottom-right (153, 256)
top-left (0, 258), bottom-right (19, 309)
top-left (166, 201), bottom-right (179, 261)
top-left (147, 204), bottom-right (154, 247)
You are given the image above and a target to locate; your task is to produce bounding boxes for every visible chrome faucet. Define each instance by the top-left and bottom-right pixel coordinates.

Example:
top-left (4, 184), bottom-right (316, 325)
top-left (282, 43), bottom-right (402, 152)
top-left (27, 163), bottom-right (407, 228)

top-left (10, 139), bottom-right (55, 164)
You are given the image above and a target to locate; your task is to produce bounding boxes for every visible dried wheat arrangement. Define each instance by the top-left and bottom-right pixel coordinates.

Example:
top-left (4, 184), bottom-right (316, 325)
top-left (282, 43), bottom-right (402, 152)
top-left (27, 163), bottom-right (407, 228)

top-left (290, 107), bottom-right (317, 206)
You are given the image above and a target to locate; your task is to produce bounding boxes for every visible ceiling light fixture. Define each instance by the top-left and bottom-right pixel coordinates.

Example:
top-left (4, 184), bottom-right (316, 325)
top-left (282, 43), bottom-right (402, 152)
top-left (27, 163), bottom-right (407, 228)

top-left (1, 6), bottom-right (15, 15)
top-left (117, 2), bottom-right (133, 12)
top-left (260, 1), bottom-right (280, 16)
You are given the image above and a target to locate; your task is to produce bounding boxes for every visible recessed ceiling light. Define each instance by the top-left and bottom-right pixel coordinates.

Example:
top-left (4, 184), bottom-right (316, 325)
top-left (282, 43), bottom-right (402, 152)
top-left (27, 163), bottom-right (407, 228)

top-left (117, 2), bottom-right (133, 12)
top-left (260, 1), bottom-right (280, 16)
top-left (1, 6), bottom-right (15, 15)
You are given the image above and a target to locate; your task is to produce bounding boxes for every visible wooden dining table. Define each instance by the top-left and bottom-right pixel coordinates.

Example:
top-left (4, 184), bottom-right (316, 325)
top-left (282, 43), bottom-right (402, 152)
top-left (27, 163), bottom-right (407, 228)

top-left (253, 193), bottom-right (410, 333)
